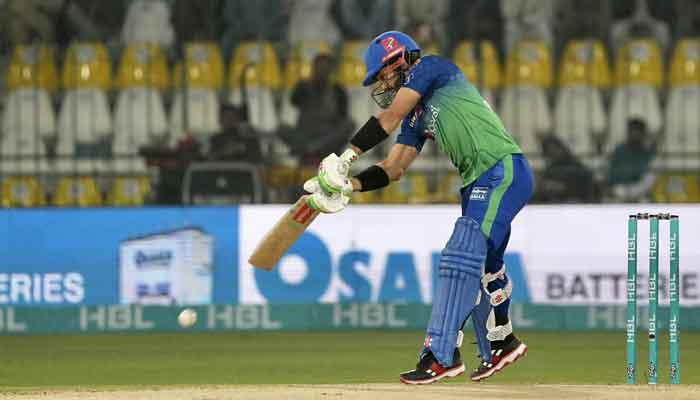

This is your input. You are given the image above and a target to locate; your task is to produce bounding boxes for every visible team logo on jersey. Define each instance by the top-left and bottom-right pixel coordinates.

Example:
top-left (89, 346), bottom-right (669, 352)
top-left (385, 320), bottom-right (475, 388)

top-left (470, 187), bottom-right (489, 201)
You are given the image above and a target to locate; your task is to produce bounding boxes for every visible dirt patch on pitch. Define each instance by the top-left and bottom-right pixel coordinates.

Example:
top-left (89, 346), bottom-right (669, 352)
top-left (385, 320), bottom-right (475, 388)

top-left (2, 384), bottom-right (698, 399)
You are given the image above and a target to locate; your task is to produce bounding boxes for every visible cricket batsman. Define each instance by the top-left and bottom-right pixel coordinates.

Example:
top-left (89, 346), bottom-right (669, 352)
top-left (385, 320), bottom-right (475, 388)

top-left (303, 31), bottom-right (533, 384)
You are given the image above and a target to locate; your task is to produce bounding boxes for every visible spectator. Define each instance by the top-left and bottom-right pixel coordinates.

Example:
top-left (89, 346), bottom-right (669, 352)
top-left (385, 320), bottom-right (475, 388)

top-left (288, 0), bottom-right (341, 48)
top-left (395, 0), bottom-right (450, 53)
top-left (278, 54), bottom-right (354, 166)
top-left (121, 0), bottom-right (174, 48)
top-left (501, 0), bottom-right (555, 51)
top-left (221, 0), bottom-right (289, 61)
top-left (607, 119), bottom-right (657, 202)
top-left (534, 135), bottom-right (597, 203)
top-left (611, 0), bottom-right (670, 53)
top-left (208, 104), bottom-right (263, 164)
top-left (335, 0), bottom-right (392, 40)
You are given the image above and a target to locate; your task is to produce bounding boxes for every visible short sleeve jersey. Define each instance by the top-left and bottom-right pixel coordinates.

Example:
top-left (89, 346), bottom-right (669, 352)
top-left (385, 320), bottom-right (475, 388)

top-left (396, 55), bottom-right (522, 186)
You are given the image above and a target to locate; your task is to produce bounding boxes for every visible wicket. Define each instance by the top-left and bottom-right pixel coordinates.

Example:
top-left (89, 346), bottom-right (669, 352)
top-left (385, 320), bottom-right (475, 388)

top-left (626, 213), bottom-right (680, 385)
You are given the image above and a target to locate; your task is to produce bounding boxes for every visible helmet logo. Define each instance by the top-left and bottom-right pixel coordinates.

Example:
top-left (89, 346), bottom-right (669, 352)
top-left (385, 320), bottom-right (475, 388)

top-left (381, 37), bottom-right (396, 52)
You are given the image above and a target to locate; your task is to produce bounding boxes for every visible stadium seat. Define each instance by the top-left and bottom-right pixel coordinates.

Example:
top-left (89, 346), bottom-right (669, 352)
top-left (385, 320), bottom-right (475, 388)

top-left (169, 88), bottom-right (222, 143)
top-left (62, 42), bottom-right (112, 91)
top-left (1, 176), bottom-right (46, 207)
top-left (608, 39), bottom-right (664, 152)
top-left (652, 173), bottom-right (700, 203)
top-left (555, 40), bottom-right (612, 158)
top-left (504, 40), bottom-right (553, 89)
top-left (171, 42), bottom-right (224, 142)
top-left (500, 40), bottom-right (553, 156)
top-left (228, 41), bottom-right (282, 133)
top-left (451, 40), bottom-right (502, 105)
top-left (664, 39), bottom-right (700, 159)
top-left (615, 39), bottom-right (663, 89)
top-left (380, 173), bottom-right (430, 204)
top-left (280, 41), bottom-right (332, 126)
top-left (107, 176), bottom-right (152, 206)
top-left (351, 190), bottom-right (378, 204)
top-left (53, 176), bottom-right (103, 207)
top-left (338, 41), bottom-right (381, 131)
top-left (432, 172), bottom-right (463, 204)
top-left (499, 86), bottom-right (551, 155)
top-left (57, 88), bottom-right (113, 173)
top-left (5, 44), bottom-right (59, 92)
top-left (173, 42), bottom-right (224, 90)
top-left (1, 88), bottom-right (55, 172)
top-left (558, 40), bottom-right (612, 89)
top-left (116, 43), bottom-right (170, 90)
top-left (113, 87), bottom-right (167, 173)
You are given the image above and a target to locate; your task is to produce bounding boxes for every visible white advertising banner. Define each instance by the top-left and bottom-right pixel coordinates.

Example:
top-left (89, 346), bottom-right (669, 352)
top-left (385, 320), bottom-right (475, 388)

top-left (239, 204), bottom-right (700, 305)
top-left (120, 228), bottom-right (214, 305)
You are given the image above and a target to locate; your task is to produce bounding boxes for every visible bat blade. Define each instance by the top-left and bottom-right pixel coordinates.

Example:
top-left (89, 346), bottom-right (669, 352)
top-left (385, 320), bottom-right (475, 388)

top-left (248, 195), bottom-right (320, 270)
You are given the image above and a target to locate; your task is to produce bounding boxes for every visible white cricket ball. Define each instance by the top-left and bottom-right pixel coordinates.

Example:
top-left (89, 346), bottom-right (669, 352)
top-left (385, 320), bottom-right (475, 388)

top-left (178, 308), bottom-right (197, 328)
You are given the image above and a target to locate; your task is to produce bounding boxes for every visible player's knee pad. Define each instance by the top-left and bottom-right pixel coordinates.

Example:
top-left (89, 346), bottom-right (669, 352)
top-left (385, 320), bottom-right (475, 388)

top-left (426, 217), bottom-right (487, 366)
top-left (481, 264), bottom-right (512, 306)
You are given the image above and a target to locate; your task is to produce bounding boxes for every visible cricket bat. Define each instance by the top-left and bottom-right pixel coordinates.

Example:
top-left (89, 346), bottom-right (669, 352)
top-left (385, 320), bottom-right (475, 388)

top-left (248, 195), bottom-right (320, 270)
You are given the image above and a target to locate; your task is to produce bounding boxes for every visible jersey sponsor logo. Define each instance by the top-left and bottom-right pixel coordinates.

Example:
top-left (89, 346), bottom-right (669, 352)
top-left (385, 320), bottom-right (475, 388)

top-left (409, 106), bottom-right (423, 128)
top-left (423, 104), bottom-right (440, 139)
top-left (470, 187), bottom-right (489, 201)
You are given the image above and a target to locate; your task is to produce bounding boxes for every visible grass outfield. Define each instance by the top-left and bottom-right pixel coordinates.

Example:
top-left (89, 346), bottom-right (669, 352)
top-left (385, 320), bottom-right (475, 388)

top-left (0, 331), bottom-right (698, 388)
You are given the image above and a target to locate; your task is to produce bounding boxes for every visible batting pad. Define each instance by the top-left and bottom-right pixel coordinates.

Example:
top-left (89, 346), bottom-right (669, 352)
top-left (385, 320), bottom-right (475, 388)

top-left (426, 216), bottom-right (487, 367)
top-left (471, 288), bottom-right (493, 362)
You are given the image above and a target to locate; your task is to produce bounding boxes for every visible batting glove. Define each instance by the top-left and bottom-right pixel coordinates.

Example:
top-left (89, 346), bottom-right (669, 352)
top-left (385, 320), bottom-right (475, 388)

top-left (317, 149), bottom-right (357, 195)
top-left (306, 189), bottom-right (350, 214)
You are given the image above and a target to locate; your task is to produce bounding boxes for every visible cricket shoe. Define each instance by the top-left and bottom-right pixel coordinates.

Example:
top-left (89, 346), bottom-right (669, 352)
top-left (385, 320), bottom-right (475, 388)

top-left (470, 334), bottom-right (528, 382)
top-left (399, 349), bottom-right (465, 385)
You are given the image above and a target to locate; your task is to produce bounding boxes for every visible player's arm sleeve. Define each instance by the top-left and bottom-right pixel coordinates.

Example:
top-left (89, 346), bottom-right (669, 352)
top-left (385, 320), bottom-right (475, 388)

top-left (402, 58), bottom-right (435, 97)
top-left (395, 117), bottom-right (427, 153)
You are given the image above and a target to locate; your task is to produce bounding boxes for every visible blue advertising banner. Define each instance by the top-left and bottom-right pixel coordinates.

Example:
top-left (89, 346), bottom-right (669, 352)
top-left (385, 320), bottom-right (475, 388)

top-left (0, 208), bottom-right (239, 305)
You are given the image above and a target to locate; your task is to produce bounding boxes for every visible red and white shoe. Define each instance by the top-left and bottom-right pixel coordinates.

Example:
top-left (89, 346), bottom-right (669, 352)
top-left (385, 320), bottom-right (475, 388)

top-left (400, 349), bottom-right (465, 385)
top-left (470, 335), bottom-right (528, 381)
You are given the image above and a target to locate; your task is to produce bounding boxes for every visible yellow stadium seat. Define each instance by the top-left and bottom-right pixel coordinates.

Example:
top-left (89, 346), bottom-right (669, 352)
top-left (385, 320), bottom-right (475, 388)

top-left (351, 190), bottom-right (378, 204)
top-left (228, 41), bottom-right (282, 89)
top-left (53, 176), bottom-right (102, 207)
top-left (107, 176), bottom-right (152, 206)
top-left (116, 43), bottom-right (170, 90)
top-left (653, 173), bottom-right (700, 203)
top-left (5, 45), bottom-right (58, 92)
top-left (615, 39), bottom-right (663, 88)
top-left (452, 40), bottom-right (502, 89)
top-left (62, 42), bottom-right (112, 90)
top-left (1, 177), bottom-right (46, 207)
top-left (432, 172), bottom-right (463, 204)
top-left (558, 40), bottom-right (612, 88)
top-left (338, 41), bottom-right (368, 87)
top-left (173, 42), bottom-right (224, 89)
top-left (380, 173), bottom-right (430, 204)
top-left (284, 41), bottom-right (331, 89)
top-left (669, 38), bottom-right (700, 87)
top-left (505, 40), bottom-right (553, 88)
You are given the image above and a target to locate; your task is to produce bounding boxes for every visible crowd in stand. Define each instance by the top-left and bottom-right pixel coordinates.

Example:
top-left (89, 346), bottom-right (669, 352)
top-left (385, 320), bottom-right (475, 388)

top-left (0, 0), bottom-right (700, 206)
